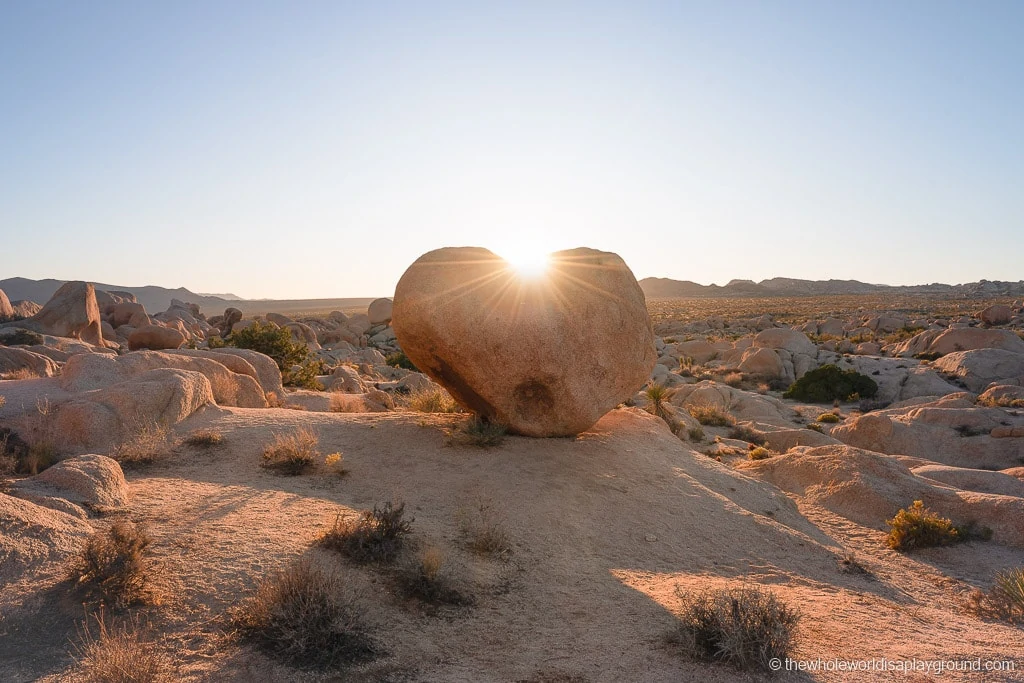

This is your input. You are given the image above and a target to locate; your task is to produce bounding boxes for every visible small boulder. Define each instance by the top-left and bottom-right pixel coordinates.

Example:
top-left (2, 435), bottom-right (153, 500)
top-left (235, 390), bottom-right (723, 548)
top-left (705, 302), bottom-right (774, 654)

top-left (128, 324), bottom-right (186, 351)
top-left (367, 298), bottom-right (394, 325)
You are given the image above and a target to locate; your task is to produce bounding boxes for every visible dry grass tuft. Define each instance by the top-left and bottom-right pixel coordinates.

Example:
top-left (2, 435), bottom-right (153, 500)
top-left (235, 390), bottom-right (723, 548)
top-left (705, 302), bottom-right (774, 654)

top-left (747, 447), bottom-right (773, 461)
top-left (1, 367), bottom-right (38, 381)
top-left (72, 611), bottom-right (175, 683)
top-left (686, 402), bottom-right (735, 427)
top-left (672, 585), bottom-right (799, 672)
top-left (394, 546), bottom-right (474, 607)
top-left (110, 418), bottom-right (174, 465)
top-left (261, 427), bottom-right (320, 475)
top-left (817, 412), bottom-right (841, 423)
top-left (319, 501), bottom-right (414, 563)
top-left (406, 386), bottom-right (461, 413)
top-left (184, 429), bottom-right (223, 448)
top-left (69, 522), bottom-right (157, 608)
top-left (445, 417), bottom-right (507, 448)
top-left (230, 557), bottom-right (378, 669)
top-left (885, 500), bottom-right (963, 551)
top-left (723, 372), bottom-right (744, 388)
top-left (457, 498), bottom-right (512, 558)
top-left (970, 567), bottom-right (1024, 624)
top-left (330, 391), bottom-right (366, 413)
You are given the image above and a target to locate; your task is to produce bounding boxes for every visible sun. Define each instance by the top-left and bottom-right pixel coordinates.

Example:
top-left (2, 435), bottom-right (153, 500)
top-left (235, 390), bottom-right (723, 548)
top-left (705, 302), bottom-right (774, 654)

top-left (494, 243), bottom-right (552, 279)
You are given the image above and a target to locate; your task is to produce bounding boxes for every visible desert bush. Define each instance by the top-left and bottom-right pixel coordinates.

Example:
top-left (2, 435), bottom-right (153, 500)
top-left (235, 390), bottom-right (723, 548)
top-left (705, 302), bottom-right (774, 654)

top-left (324, 452), bottom-right (347, 476)
top-left (72, 611), bottom-right (174, 683)
top-left (230, 558), bottom-right (377, 669)
top-left (783, 364), bottom-right (878, 403)
top-left (913, 351), bottom-right (943, 361)
top-left (230, 320), bottom-right (308, 370)
top-left (457, 498), bottom-right (512, 558)
top-left (806, 423), bottom-right (824, 433)
top-left (407, 386), bottom-right (460, 413)
top-left (329, 391), bottom-right (365, 413)
top-left (445, 417), bottom-right (507, 447)
top-left (686, 402), bottom-right (735, 427)
top-left (816, 412), bottom-right (840, 423)
top-left (319, 501), bottom-right (414, 563)
top-left (978, 395), bottom-right (1024, 409)
top-left (673, 585), bottom-right (799, 672)
top-left (686, 426), bottom-right (705, 443)
top-left (644, 383), bottom-right (677, 420)
top-left (970, 567), bottom-right (1024, 624)
top-left (837, 552), bottom-right (871, 577)
top-left (723, 372), bottom-right (744, 388)
top-left (284, 360), bottom-right (325, 390)
top-left (261, 427), bottom-right (320, 475)
top-left (184, 429), bottom-right (223, 448)
top-left (0, 328), bottom-right (44, 346)
top-left (1, 367), bottom-right (38, 381)
top-left (385, 351), bottom-right (418, 371)
top-left (69, 522), bottom-right (156, 608)
top-left (727, 424), bottom-right (765, 445)
top-left (885, 501), bottom-right (964, 551)
top-left (747, 447), bottom-right (772, 461)
top-left (110, 418), bottom-right (173, 465)
top-left (394, 546), bottom-right (474, 607)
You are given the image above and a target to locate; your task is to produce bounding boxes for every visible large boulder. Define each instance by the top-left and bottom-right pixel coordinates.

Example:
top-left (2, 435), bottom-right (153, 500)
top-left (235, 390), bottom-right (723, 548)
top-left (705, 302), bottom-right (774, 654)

top-left (0, 494), bottom-right (92, 583)
top-left (206, 348), bottom-right (285, 398)
top-left (128, 324), bottom-right (186, 351)
top-left (0, 347), bottom-right (60, 377)
top-left (896, 327), bottom-right (1024, 357)
top-left (110, 301), bottom-right (148, 327)
top-left (737, 347), bottom-right (784, 379)
top-left (933, 349), bottom-right (1024, 392)
top-left (0, 281), bottom-right (106, 347)
top-left (11, 454), bottom-right (129, 511)
top-left (367, 298), bottom-right (394, 325)
top-left (979, 304), bottom-right (1013, 327)
top-left (11, 300), bottom-right (42, 318)
top-left (752, 328), bottom-right (817, 357)
top-left (393, 247), bottom-right (656, 436)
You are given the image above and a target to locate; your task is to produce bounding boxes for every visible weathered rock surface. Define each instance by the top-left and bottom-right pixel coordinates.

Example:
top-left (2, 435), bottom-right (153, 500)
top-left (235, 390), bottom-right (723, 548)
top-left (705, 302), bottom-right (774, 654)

top-left (0, 493), bottom-right (92, 582)
top-left (128, 323), bottom-right (186, 351)
top-left (0, 288), bottom-right (13, 319)
top-left (367, 298), bottom-right (394, 325)
top-left (11, 454), bottom-right (129, 512)
top-left (0, 281), bottom-right (108, 347)
top-left (933, 349), bottom-right (1024, 392)
top-left (393, 247), bottom-right (656, 436)
top-left (0, 347), bottom-right (60, 377)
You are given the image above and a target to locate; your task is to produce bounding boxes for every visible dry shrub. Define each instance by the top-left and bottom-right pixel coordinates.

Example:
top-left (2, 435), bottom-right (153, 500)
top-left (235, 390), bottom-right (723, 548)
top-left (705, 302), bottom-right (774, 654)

top-left (406, 386), bottom-right (461, 413)
top-left (673, 585), bottom-right (799, 672)
top-left (723, 372), bottom-right (744, 388)
top-left (324, 452), bottom-right (347, 477)
top-left (445, 417), bottom-right (507, 448)
top-left (72, 611), bottom-right (175, 683)
top-left (265, 391), bottom-right (283, 408)
top-left (394, 546), bottom-right (474, 607)
top-left (261, 427), bottom-right (319, 475)
top-left (686, 426), bottom-right (705, 443)
top-left (457, 498), bottom-right (512, 558)
top-left (816, 412), bottom-right (841, 423)
top-left (330, 391), bottom-right (365, 413)
top-left (110, 418), bottom-right (174, 465)
top-left (184, 429), bottom-right (223, 448)
top-left (885, 500), bottom-right (962, 551)
top-left (230, 557), bottom-right (377, 669)
top-left (1, 367), bottom-right (38, 381)
top-left (686, 402), bottom-right (735, 427)
top-left (970, 567), bottom-right (1024, 624)
top-left (69, 522), bottom-right (157, 608)
top-left (747, 447), bottom-right (772, 461)
top-left (319, 501), bottom-right (414, 563)
top-left (727, 424), bottom-right (765, 445)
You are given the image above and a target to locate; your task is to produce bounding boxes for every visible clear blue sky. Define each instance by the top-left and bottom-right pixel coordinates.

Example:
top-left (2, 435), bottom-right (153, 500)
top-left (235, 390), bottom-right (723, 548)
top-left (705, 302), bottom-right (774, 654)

top-left (2, 1), bottom-right (1021, 298)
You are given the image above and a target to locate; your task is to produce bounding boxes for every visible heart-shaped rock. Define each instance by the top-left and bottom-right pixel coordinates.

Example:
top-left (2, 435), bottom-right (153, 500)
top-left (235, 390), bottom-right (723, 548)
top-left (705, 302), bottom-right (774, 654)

top-left (392, 247), bottom-right (656, 436)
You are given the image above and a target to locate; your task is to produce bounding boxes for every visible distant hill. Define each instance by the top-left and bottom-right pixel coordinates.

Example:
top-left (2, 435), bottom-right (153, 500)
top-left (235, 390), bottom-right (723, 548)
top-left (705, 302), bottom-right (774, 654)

top-left (639, 277), bottom-right (1024, 299)
top-left (0, 277), bottom-right (379, 316)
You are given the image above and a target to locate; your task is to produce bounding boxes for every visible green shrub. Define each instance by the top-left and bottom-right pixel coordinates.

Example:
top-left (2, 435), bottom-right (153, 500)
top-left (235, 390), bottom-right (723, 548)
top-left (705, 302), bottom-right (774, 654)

top-left (817, 412), bottom-right (840, 424)
top-left (284, 360), bottom-right (325, 390)
top-left (230, 558), bottom-right (377, 669)
top-left (385, 351), bottom-right (418, 371)
top-left (747, 447), bottom-right (772, 461)
top-left (885, 501), bottom-right (963, 551)
top-left (673, 585), bottom-right (799, 672)
top-left (0, 329), bottom-right (44, 346)
top-left (783, 364), bottom-right (878, 403)
top-left (229, 321), bottom-right (309, 372)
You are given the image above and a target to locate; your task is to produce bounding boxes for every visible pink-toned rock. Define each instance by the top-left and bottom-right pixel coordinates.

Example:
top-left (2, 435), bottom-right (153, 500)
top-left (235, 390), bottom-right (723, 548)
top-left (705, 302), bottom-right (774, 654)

top-left (128, 324), bottom-right (186, 351)
top-left (752, 328), bottom-right (816, 356)
top-left (0, 289), bottom-right (13, 319)
top-left (393, 247), bottom-right (656, 437)
top-left (0, 281), bottom-right (107, 347)
top-left (738, 347), bottom-right (784, 379)
top-left (368, 298), bottom-right (394, 325)
top-left (14, 454), bottom-right (129, 508)
top-left (980, 304), bottom-right (1013, 326)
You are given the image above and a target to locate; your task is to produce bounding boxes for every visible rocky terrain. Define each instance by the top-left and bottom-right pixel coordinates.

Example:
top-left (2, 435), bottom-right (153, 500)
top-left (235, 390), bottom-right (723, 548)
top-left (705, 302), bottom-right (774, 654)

top-left (1, 258), bottom-right (1023, 682)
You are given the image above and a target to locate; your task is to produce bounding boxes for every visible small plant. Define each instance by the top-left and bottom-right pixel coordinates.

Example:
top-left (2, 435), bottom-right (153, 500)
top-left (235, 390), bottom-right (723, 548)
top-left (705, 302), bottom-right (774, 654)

top-left (385, 351), bottom-right (418, 371)
top-left (71, 610), bottom-right (174, 683)
top-left (727, 424), bottom-right (765, 445)
top-left (0, 329), bottom-right (44, 346)
top-left (445, 417), bottom-right (507, 448)
top-left (747, 447), bottom-right (772, 461)
top-left (184, 429), bottom-right (223, 448)
top-left (261, 427), bottom-right (320, 475)
top-left (885, 500), bottom-right (963, 552)
top-left (1, 367), bottom-right (37, 381)
top-left (644, 383), bottom-right (677, 420)
top-left (817, 412), bottom-right (841, 424)
top-left (329, 391), bottom-right (366, 413)
top-left (723, 372), bottom-right (743, 388)
top-left (324, 452), bottom-right (347, 476)
top-left (988, 567), bottom-right (1024, 623)
top-left (953, 424), bottom-right (987, 437)
top-left (673, 585), bottom-right (799, 673)
top-left (457, 498), bottom-right (512, 558)
top-left (686, 402), bottom-right (735, 427)
top-left (230, 320), bottom-right (309, 371)
top-left (394, 546), bottom-right (474, 607)
top-left (69, 522), bottom-right (156, 608)
top-left (284, 360), bottom-right (325, 390)
top-left (912, 351), bottom-right (943, 361)
top-left (407, 386), bottom-right (461, 413)
top-left (837, 552), bottom-right (872, 577)
top-left (806, 423), bottom-right (824, 433)
top-left (686, 425), bottom-right (705, 443)
top-left (319, 501), bottom-right (414, 563)
top-left (230, 558), bottom-right (377, 669)
top-left (110, 418), bottom-right (173, 465)
top-left (783, 364), bottom-right (878, 403)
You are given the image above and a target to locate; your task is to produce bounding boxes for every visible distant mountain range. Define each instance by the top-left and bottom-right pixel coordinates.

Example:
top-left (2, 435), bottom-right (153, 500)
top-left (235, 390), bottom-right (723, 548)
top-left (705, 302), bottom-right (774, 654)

top-left (639, 277), bottom-right (1024, 298)
top-left (0, 277), bottom-right (375, 316)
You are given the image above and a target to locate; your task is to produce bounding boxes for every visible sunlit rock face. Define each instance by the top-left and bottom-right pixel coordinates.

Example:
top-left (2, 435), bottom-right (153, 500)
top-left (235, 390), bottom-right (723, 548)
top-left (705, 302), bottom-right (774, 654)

top-left (393, 247), bottom-right (656, 437)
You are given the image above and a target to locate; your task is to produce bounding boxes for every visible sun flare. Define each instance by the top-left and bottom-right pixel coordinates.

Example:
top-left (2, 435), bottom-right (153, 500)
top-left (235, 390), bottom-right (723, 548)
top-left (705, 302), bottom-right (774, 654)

top-left (495, 244), bottom-right (552, 278)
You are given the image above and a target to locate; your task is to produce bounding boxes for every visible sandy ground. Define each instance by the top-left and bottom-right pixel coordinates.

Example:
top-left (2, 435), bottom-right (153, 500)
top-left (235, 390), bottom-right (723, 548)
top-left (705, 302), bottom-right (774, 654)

top-left (2, 406), bottom-right (1023, 682)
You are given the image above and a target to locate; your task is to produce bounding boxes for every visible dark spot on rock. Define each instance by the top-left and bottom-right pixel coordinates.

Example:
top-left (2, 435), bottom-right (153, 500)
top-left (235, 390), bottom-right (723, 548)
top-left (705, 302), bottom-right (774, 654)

top-left (513, 380), bottom-right (556, 423)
